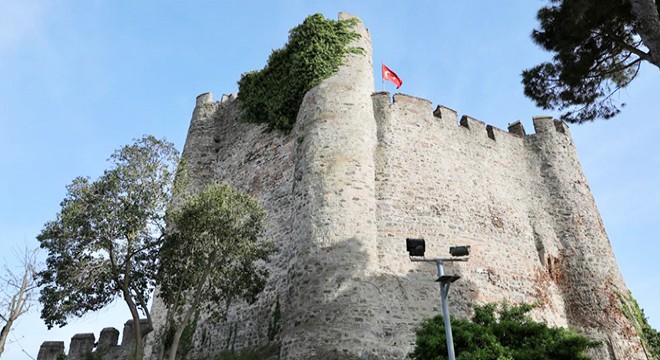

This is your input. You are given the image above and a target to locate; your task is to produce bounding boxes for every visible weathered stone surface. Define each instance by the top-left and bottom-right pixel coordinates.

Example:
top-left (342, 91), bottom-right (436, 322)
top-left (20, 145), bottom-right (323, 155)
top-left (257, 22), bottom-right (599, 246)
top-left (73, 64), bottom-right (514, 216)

top-left (38, 323), bottom-right (145, 360)
top-left (68, 333), bottom-right (95, 360)
top-left (98, 328), bottom-right (119, 351)
top-left (37, 341), bottom-right (64, 360)
top-left (142, 12), bottom-right (646, 360)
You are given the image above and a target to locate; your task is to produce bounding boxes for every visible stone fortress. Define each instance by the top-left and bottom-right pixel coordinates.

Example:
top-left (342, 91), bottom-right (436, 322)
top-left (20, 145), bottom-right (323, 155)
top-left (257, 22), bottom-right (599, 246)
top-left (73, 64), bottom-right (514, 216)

top-left (38, 12), bottom-right (648, 360)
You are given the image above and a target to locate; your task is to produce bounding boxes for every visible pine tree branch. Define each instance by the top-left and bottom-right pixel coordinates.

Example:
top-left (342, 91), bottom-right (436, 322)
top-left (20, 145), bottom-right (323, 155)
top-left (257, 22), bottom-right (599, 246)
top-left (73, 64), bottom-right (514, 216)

top-left (629, 0), bottom-right (660, 68)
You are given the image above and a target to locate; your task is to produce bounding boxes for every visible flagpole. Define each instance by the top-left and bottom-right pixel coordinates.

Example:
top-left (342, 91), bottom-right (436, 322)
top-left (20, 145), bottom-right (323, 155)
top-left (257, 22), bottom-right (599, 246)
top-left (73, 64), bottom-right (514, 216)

top-left (381, 60), bottom-right (384, 91)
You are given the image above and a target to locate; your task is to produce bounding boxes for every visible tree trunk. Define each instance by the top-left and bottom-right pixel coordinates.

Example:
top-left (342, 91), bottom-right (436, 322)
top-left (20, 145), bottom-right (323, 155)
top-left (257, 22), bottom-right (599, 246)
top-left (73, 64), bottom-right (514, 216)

top-left (167, 307), bottom-right (193, 360)
top-left (0, 321), bottom-right (12, 356)
top-left (123, 288), bottom-right (144, 360)
top-left (1, 267), bottom-right (32, 358)
top-left (630, 0), bottom-right (660, 68)
top-left (167, 267), bottom-right (212, 360)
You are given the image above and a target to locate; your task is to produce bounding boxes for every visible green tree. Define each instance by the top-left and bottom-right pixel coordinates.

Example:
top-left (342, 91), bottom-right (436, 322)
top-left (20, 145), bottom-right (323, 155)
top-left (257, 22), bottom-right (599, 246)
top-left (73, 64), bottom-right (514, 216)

top-left (409, 303), bottom-right (600, 360)
top-left (37, 136), bottom-right (179, 360)
top-left (157, 182), bottom-right (275, 360)
top-left (0, 247), bottom-right (38, 358)
top-left (522, 0), bottom-right (660, 123)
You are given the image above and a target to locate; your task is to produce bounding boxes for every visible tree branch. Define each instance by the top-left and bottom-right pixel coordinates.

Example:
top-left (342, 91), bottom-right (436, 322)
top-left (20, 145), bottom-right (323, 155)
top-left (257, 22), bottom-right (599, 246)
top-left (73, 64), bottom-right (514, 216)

top-left (629, 0), bottom-right (660, 68)
top-left (592, 29), bottom-right (654, 64)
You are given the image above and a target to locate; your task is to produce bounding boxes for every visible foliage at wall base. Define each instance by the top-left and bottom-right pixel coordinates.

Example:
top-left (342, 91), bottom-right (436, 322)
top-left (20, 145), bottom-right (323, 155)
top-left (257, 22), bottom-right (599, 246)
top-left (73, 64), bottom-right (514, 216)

top-left (615, 290), bottom-right (660, 360)
top-left (237, 13), bottom-right (363, 132)
top-left (409, 303), bottom-right (600, 360)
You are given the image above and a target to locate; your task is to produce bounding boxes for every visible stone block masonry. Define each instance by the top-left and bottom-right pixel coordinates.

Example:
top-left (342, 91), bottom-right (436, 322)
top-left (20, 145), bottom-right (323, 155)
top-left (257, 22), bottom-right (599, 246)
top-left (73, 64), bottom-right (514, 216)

top-left (38, 320), bottom-right (150, 360)
top-left (140, 12), bottom-right (646, 360)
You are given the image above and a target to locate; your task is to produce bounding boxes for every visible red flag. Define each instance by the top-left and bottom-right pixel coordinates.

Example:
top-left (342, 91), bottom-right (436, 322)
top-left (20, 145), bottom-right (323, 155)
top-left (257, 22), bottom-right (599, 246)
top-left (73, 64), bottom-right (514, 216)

top-left (382, 64), bottom-right (402, 89)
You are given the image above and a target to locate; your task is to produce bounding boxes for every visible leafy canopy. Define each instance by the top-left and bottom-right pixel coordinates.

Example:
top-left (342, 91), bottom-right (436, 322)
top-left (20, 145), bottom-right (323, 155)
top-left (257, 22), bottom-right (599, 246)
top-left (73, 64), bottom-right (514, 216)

top-left (37, 136), bottom-right (179, 360)
top-left (237, 13), bottom-right (362, 132)
top-left (409, 303), bottom-right (601, 360)
top-left (157, 182), bottom-right (275, 360)
top-left (522, 0), bottom-right (660, 123)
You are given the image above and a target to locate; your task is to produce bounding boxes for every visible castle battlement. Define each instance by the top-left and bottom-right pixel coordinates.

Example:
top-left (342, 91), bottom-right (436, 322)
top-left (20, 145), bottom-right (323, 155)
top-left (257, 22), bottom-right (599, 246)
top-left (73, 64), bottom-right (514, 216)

top-left (38, 320), bottom-right (149, 360)
top-left (374, 91), bottom-right (571, 148)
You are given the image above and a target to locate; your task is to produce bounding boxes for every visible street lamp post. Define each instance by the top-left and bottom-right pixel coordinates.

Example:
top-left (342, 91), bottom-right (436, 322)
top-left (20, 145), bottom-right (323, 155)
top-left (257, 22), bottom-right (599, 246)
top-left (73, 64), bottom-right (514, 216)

top-left (406, 238), bottom-right (470, 360)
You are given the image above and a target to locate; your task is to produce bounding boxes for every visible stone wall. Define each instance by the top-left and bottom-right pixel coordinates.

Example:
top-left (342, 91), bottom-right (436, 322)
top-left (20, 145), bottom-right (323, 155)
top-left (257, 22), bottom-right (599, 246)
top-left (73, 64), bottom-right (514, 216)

top-left (143, 12), bottom-right (647, 360)
top-left (38, 320), bottom-right (149, 360)
top-left (145, 89), bottom-right (297, 359)
top-left (370, 93), bottom-right (645, 359)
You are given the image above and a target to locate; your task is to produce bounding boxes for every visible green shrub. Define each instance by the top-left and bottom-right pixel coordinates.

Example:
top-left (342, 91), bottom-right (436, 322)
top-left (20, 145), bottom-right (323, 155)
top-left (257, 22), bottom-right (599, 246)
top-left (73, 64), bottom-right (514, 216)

top-left (615, 290), bottom-right (660, 359)
top-left (409, 303), bottom-right (600, 360)
top-left (237, 13), bottom-right (362, 132)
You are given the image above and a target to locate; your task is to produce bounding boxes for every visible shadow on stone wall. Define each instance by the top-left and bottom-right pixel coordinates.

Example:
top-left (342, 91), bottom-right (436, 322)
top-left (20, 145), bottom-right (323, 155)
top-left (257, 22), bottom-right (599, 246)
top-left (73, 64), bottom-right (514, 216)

top-left (280, 236), bottom-right (476, 360)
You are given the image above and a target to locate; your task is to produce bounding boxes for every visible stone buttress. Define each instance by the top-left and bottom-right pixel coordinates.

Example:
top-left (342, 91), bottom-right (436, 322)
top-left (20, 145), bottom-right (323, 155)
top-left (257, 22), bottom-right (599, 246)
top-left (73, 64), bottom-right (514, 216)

top-left (527, 117), bottom-right (646, 359)
top-left (280, 13), bottom-right (386, 359)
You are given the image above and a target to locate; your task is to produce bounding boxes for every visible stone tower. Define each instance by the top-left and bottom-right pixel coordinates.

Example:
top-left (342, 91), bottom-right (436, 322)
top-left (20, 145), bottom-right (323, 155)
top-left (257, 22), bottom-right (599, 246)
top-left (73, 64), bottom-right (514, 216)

top-left (146, 13), bottom-right (648, 360)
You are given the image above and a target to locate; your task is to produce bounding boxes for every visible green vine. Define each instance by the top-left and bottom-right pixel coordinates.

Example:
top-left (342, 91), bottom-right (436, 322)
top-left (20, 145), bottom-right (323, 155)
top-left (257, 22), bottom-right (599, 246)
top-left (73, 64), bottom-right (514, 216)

top-left (225, 322), bottom-right (238, 351)
top-left (267, 295), bottom-right (281, 342)
top-left (237, 13), bottom-right (363, 132)
top-left (615, 289), bottom-right (660, 359)
top-left (162, 311), bottom-right (199, 360)
top-left (179, 313), bottom-right (199, 360)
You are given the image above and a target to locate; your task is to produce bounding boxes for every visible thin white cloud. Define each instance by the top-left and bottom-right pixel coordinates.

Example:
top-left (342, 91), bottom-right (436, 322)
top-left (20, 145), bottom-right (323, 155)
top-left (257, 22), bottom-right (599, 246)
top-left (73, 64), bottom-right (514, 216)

top-left (0, 0), bottom-right (48, 62)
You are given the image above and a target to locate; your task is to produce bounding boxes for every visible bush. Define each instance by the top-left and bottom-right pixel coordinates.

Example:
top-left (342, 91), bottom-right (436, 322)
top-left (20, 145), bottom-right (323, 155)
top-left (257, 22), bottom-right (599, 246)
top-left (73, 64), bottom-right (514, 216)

top-left (237, 13), bottom-right (362, 132)
top-left (409, 303), bottom-right (600, 360)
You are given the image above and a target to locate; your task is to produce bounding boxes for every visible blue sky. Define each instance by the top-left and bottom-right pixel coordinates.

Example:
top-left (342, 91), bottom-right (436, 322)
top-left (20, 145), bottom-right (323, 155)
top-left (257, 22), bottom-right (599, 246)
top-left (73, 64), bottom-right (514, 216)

top-left (1, 1), bottom-right (658, 358)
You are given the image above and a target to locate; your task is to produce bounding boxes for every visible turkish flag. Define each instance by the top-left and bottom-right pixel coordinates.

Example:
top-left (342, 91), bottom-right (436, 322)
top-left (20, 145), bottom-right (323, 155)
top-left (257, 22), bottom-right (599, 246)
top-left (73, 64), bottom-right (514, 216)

top-left (382, 64), bottom-right (402, 89)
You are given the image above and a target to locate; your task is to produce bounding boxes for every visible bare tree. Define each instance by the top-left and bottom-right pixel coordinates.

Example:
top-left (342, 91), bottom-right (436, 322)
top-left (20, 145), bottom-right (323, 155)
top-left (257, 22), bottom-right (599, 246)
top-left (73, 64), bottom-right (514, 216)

top-left (0, 247), bottom-right (38, 358)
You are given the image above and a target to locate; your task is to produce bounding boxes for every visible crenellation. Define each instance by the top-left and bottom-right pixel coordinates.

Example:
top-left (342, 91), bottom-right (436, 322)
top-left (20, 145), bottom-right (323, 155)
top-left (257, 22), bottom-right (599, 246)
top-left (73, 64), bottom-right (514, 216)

top-left (220, 93), bottom-right (238, 103)
top-left (459, 115), bottom-right (487, 132)
top-left (486, 125), bottom-right (496, 140)
top-left (98, 328), bottom-right (120, 351)
top-left (554, 119), bottom-right (567, 133)
top-left (532, 115), bottom-right (556, 134)
top-left (375, 92), bottom-right (560, 146)
top-left (37, 342), bottom-right (65, 360)
top-left (68, 333), bottom-right (95, 360)
top-left (38, 320), bottom-right (148, 360)
top-left (196, 92), bottom-right (213, 107)
top-left (433, 104), bottom-right (458, 120)
top-left (508, 120), bottom-right (526, 136)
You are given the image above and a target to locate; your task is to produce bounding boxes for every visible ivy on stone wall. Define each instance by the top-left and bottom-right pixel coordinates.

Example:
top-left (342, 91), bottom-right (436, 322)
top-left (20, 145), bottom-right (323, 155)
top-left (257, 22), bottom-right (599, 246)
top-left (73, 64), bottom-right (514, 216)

top-left (237, 14), bottom-right (363, 132)
top-left (615, 290), bottom-right (660, 359)
top-left (267, 295), bottom-right (281, 342)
